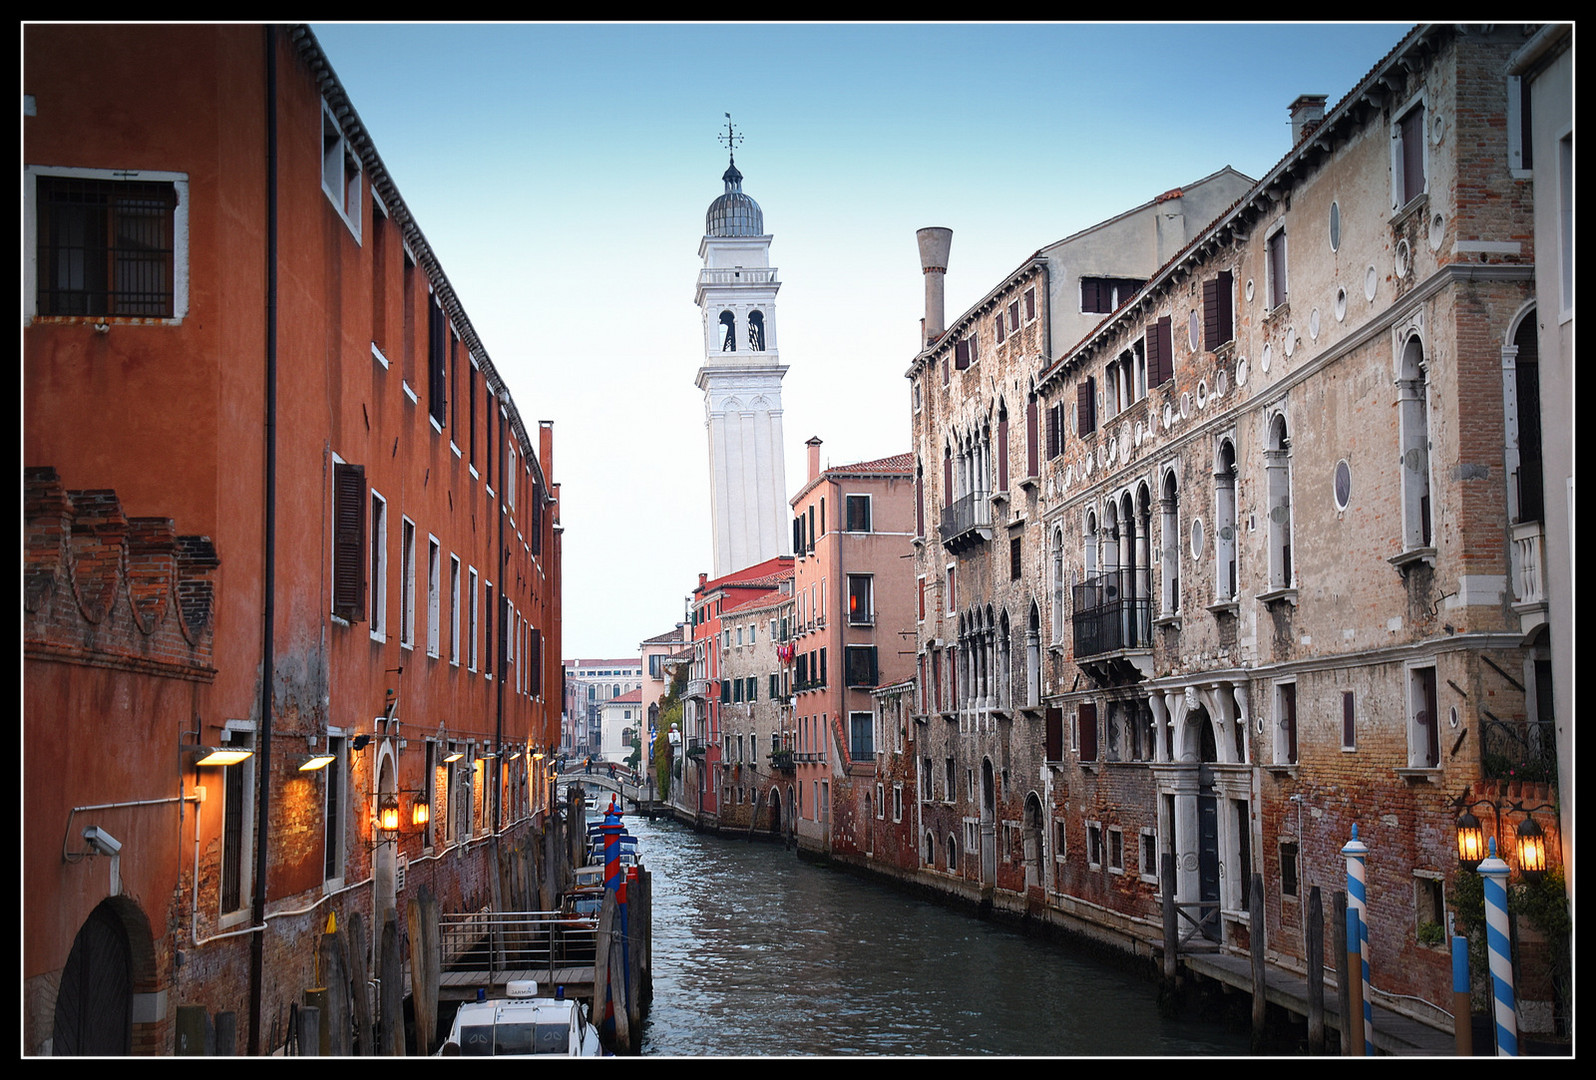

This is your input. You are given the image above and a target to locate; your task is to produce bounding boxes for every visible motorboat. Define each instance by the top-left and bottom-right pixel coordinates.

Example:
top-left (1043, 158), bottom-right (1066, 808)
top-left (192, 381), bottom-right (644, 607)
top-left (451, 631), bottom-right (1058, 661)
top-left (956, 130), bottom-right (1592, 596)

top-left (437, 980), bottom-right (601, 1056)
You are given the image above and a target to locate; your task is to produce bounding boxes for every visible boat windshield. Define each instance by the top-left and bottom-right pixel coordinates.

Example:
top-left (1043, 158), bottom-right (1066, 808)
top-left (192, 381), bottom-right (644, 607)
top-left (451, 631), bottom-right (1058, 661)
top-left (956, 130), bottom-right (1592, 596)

top-left (458, 1022), bottom-right (571, 1056)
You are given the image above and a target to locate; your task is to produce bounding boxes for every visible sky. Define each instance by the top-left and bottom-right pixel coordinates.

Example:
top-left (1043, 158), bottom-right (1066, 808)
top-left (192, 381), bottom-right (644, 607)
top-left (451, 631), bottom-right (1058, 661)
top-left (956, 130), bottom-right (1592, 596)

top-left (309, 20), bottom-right (1414, 660)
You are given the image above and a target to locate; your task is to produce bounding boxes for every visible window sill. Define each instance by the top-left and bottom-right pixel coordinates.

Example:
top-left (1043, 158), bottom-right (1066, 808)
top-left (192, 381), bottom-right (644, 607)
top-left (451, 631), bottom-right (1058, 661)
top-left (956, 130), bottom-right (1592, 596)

top-left (372, 342), bottom-right (390, 370)
top-left (1207, 600), bottom-right (1240, 618)
top-left (1389, 547), bottom-right (1437, 572)
top-left (450, 441), bottom-right (462, 459)
top-left (1395, 766), bottom-right (1443, 783)
top-left (1018, 475), bottom-right (1039, 491)
top-left (1256, 586), bottom-right (1298, 607)
top-left (990, 489), bottom-right (1009, 505)
top-left (1154, 614), bottom-right (1182, 631)
top-left (1263, 763), bottom-right (1299, 778)
top-left (1080, 761), bottom-right (1101, 774)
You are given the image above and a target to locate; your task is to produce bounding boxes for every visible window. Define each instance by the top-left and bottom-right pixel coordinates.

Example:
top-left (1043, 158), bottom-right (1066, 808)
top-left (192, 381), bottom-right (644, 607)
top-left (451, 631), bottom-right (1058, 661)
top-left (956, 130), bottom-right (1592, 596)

top-left (1107, 827), bottom-right (1124, 873)
top-left (1215, 439), bottom-right (1238, 601)
top-left (1078, 702), bottom-right (1098, 763)
top-left (1080, 276), bottom-right (1144, 314)
top-left (426, 537), bottom-right (441, 657)
top-left (1341, 691), bottom-right (1356, 750)
top-left (331, 461), bottom-right (366, 622)
top-left (748, 310), bottom-right (766, 351)
top-left (1274, 681), bottom-right (1298, 765)
top-left (1140, 829), bottom-right (1159, 883)
top-left (844, 645), bottom-right (878, 689)
top-left (30, 169), bottom-right (186, 319)
top-left (219, 728), bottom-right (255, 918)
top-left (1045, 707), bottom-right (1064, 762)
top-left (484, 581), bottom-right (494, 677)
top-left (400, 518), bottom-right (416, 649)
top-left (1023, 286), bottom-right (1037, 322)
top-left (321, 99), bottom-right (362, 240)
top-left (323, 734), bottom-right (348, 884)
top-left (1397, 335), bottom-right (1433, 551)
top-left (1203, 271), bottom-right (1235, 350)
top-left (847, 574), bottom-right (873, 625)
top-left (1266, 224), bottom-right (1288, 310)
top-left (1026, 389), bottom-right (1040, 477)
top-left (1007, 299), bottom-right (1021, 335)
top-left (954, 333), bottom-right (978, 369)
top-left (1280, 840), bottom-right (1300, 899)
top-left (1077, 376), bottom-right (1097, 436)
top-left (845, 494), bottom-right (872, 532)
top-left (1414, 873), bottom-right (1445, 944)
top-left (1265, 414), bottom-right (1294, 590)
top-left (1086, 821), bottom-right (1104, 869)
top-left (369, 490), bottom-right (388, 638)
top-left (893, 784), bottom-right (904, 822)
top-left (1147, 318), bottom-right (1173, 387)
top-left (850, 712), bottom-right (874, 759)
top-left (467, 567), bottom-right (479, 671)
top-left (449, 555), bottom-right (462, 665)
top-left (1393, 101), bottom-right (1427, 209)
top-left (1106, 340), bottom-right (1146, 415)
top-left (1408, 664), bottom-right (1440, 768)
top-left (1009, 534), bottom-right (1022, 582)
top-left (1160, 471), bottom-right (1180, 615)
top-left (994, 313), bottom-right (1006, 346)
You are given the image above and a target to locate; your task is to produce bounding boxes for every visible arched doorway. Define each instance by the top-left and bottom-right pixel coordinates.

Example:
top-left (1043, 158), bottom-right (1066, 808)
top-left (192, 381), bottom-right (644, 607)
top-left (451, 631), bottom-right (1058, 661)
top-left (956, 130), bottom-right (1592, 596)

top-left (980, 758), bottom-right (996, 886)
top-left (1023, 792), bottom-right (1044, 890)
top-left (1193, 707), bottom-right (1221, 942)
top-left (52, 900), bottom-right (134, 1055)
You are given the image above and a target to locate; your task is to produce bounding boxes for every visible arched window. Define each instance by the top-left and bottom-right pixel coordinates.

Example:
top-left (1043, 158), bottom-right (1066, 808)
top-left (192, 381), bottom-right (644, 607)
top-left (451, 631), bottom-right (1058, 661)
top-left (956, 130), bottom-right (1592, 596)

top-left (1161, 469), bottom-right (1180, 615)
top-left (1398, 335), bottom-right (1433, 550)
top-left (1050, 526), bottom-right (1066, 645)
top-left (748, 310), bottom-right (766, 351)
top-left (1509, 310), bottom-right (1544, 524)
top-left (719, 310), bottom-right (736, 352)
top-left (1215, 439), bottom-right (1238, 600)
top-left (1265, 413), bottom-right (1293, 590)
top-left (1026, 602), bottom-right (1042, 708)
top-left (996, 400), bottom-right (1010, 491)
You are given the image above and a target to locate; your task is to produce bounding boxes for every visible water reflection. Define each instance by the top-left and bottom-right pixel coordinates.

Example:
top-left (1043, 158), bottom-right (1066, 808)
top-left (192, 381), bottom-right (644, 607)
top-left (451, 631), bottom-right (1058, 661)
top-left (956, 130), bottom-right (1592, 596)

top-left (619, 812), bottom-right (1249, 1056)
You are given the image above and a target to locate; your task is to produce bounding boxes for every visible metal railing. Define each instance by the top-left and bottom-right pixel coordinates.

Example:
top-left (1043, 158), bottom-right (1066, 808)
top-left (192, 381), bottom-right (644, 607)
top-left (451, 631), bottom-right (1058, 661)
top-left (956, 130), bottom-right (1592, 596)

top-left (939, 491), bottom-right (992, 548)
top-left (1072, 568), bottom-right (1152, 656)
top-left (437, 910), bottom-right (598, 982)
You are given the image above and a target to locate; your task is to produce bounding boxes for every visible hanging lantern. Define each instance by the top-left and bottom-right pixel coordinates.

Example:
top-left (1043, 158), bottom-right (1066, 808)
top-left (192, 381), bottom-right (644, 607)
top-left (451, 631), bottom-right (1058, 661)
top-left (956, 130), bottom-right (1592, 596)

top-left (378, 793), bottom-right (401, 838)
top-left (411, 797), bottom-right (430, 828)
top-left (1456, 808), bottom-right (1486, 870)
top-left (1515, 815), bottom-right (1547, 882)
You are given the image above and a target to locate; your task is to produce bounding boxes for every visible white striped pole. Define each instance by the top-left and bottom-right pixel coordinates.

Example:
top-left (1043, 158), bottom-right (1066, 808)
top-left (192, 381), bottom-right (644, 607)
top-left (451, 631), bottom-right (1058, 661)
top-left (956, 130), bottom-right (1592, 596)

top-left (1341, 823), bottom-right (1373, 1054)
top-left (1478, 837), bottom-right (1518, 1056)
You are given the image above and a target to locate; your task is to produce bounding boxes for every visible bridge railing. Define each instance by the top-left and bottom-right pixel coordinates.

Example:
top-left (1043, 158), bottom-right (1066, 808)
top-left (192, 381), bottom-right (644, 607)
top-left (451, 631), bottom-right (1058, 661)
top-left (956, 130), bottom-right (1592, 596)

top-left (438, 910), bottom-right (597, 981)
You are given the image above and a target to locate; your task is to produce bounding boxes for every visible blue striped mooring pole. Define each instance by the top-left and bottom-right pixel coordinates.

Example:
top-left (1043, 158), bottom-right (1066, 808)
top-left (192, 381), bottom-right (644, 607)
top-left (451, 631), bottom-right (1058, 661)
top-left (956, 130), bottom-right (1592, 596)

top-left (1478, 837), bottom-right (1518, 1056)
top-left (1341, 823), bottom-right (1373, 1055)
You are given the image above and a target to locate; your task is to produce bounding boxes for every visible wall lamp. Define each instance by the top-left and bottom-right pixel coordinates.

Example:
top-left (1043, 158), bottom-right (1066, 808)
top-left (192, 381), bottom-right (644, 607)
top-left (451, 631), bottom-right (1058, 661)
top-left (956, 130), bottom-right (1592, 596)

top-left (377, 793), bottom-right (401, 840)
top-left (1452, 791), bottom-right (1556, 881)
top-left (297, 753), bottom-right (336, 772)
top-left (184, 744), bottom-right (254, 767)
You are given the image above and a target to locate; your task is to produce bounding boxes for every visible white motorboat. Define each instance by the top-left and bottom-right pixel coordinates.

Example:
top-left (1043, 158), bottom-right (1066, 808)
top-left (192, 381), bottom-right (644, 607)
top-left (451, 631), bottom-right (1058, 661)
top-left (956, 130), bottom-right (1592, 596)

top-left (437, 980), bottom-right (602, 1056)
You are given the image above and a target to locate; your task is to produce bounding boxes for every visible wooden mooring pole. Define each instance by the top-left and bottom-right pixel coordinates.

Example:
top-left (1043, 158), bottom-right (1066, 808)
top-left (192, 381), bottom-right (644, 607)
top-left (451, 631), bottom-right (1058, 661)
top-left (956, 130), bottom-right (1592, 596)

top-left (1306, 886), bottom-right (1325, 1053)
top-left (1249, 872), bottom-right (1266, 1050)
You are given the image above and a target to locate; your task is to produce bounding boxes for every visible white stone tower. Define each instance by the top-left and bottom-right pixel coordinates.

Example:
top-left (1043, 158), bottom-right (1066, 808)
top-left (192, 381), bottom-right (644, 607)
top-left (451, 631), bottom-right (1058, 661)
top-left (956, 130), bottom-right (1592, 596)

top-left (694, 119), bottom-right (790, 576)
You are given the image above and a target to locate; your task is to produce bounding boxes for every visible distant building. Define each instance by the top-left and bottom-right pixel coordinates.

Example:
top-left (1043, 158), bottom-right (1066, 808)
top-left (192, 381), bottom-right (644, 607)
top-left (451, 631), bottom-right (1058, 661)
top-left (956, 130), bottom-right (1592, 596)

top-left (711, 574), bottom-right (795, 835)
top-left (599, 689), bottom-right (644, 766)
top-left (788, 439), bottom-right (917, 857)
top-left (562, 658), bottom-right (643, 759)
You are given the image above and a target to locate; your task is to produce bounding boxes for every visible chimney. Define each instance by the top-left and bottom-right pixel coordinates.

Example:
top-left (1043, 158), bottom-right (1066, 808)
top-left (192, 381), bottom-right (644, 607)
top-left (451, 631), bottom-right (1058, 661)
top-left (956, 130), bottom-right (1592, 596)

top-left (1289, 94), bottom-right (1328, 146)
top-left (916, 227), bottom-right (953, 346)
top-left (806, 436), bottom-right (823, 483)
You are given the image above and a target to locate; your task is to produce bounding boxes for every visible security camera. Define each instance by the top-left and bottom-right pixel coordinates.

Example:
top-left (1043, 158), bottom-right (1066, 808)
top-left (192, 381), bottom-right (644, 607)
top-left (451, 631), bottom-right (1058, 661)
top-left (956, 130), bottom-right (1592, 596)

top-left (83, 826), bottom-right (122, 856)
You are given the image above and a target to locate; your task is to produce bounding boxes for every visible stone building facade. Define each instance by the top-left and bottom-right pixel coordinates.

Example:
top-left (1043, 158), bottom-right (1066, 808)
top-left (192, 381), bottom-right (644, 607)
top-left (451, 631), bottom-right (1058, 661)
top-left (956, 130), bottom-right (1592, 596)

top-left (899, 22), bottom-right (1565, 1040)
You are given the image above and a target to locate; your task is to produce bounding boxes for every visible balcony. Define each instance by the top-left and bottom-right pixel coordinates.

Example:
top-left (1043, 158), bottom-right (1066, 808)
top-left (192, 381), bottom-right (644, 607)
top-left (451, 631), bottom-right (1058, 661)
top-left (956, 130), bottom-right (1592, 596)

top-left (939, 492), bottom-right (993, 555)
top-left (1510, 519), bottom-right (1548, 633)
top-left (1072, 568), bottom-right (1153, 683)
top-left (685, 678), bottom-right (711, 702)
top-left (770, 748), bottom-right (795, 772)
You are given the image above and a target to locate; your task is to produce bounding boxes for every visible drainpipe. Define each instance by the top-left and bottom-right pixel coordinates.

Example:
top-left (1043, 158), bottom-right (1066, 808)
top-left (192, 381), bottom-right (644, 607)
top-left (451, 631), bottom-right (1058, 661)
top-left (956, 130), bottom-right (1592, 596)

top-left (248, 23), bottom-right (280, 1057)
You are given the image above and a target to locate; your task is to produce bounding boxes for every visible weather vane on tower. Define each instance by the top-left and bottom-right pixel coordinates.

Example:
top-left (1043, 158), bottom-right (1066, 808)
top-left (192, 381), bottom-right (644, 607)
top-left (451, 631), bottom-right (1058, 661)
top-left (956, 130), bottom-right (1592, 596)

top-left (719, 112), bottom-right (743, 167)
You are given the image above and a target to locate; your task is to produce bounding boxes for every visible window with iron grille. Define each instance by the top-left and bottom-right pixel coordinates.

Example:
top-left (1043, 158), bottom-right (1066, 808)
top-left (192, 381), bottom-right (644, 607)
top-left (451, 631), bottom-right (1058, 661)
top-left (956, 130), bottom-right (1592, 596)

top-left (34, 174), bottom-right (180, 318)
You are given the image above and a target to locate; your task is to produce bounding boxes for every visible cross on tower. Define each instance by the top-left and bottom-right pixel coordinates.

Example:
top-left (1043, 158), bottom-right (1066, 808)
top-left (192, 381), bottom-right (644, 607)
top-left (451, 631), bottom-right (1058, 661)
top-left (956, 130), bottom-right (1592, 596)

top-left (718, 112), bottom-right (743, 165)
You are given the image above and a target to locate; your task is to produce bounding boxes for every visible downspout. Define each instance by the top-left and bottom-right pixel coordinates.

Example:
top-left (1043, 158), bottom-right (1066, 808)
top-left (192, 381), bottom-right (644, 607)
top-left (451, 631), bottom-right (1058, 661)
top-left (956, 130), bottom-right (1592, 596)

top-left (248, 23), bottom-right (280, 1056)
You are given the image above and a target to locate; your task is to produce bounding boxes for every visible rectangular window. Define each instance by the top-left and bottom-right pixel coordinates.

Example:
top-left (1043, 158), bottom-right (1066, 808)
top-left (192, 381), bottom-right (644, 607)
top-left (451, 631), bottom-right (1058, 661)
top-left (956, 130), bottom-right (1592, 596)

top-left (321, 100), bottom-right (362, 240)
top-left (369, 491), bottom-right (388, 638)
top-left (1203, 270), bottom-right (1235, 350)
top-left (400, 518), bottom-right (416, 649)
top-left (1394, 103), bottom-right (1427, 208)
top-left (849, 712), bottom-right (874, 759)
top-left (323, 734), bottom-right (348, 883)
top-left (1342, 690), bottom-right (1356, 750)
top-left (845, 493), bottom-right (871, 532)
top-left (426, 536), bottom-right (441, 657)
top-left (994, 312), bottom-right (1007, 345)
top-left (449, 555), bottom-right (462, 665)
top-left (1045, 706), bottom-right (1064, 762)
top-left (484, 582), bottom-right (494, 677)
top-left (1409, 665), bottom-right (1439, 768)
top-left (220, 730), bottom-right (255, 916)
top-left (1087, 822), bottom-right (1104, 869)
top-left (1007, 299), bottom-right (1020, 334)
top-left (1267, 226), bottom-right (1288, 309)
top-left (1280, 840), bottom-right (1300, 899)
top-left (845, 645), bottom-right (878, 689)
top-left (32, 172), bottom-right (182, 318)
top-left (1078, 702), bottom-right (1099, 763)
top-left (1147, 317), bottom-right (1174, 387)
top-left (847, 574), bottom-right (873, 625)
top-left (467, 567), bottom-right (479, 671)
top-left (331, 461), bottom-right (366, 622)
top-left (427, 298), bottom-right (447, 427)
top-left (1140, 829), bottom-right (1159, 882)
top-left (1079, 276), bottom-right (1144, 314)
top-left (1023, 286), bottom-right (1036, 322)
top-left (1107, 827), bottom-right (1124, 873)
top-left (1010, 535), bottom-right (1022, 581)
top-left (1275, 681), bottom-right (1298, 765)
top-left (1077, 377), bottom-right (1097, 436)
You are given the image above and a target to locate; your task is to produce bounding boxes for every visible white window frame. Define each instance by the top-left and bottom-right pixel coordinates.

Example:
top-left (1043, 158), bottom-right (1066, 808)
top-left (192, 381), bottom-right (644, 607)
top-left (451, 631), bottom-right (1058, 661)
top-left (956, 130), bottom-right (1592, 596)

top-left (1406, 662), bottom-right (1441, 769)
top-left (1390, 92), bottom-right (1429, 212)
top-left (426, 535), bottom-right (441, 657)
top-left (467, 566), bottom-right (480, 672)
top-left (1086, 820), bottom-right (1104, 870)
top-left (399, 517), bottom-right (416, 650)
top-left (1265, 218), bottom-right (1288, 311)
top-left (1107, 825), bottom-right (1124, 875)
top-left (449, 554), bottom-right (462, 666)
top-left (1139, 827), bottom-right (1160, 884)
top-left (24, 165), bottom-right (192, 322)
top-left (369, 490), bottom-right (388, 641)
top-left (1273, 679), bottom-right (1299, 766)
top-left (218, 720), bottom-right (257, 926)
top-left (844, 492), bottom-right (873, 533)
top-left (323, 729), bottom-right (349, 889)
top-left (321, 98), bottom-right (363, 242)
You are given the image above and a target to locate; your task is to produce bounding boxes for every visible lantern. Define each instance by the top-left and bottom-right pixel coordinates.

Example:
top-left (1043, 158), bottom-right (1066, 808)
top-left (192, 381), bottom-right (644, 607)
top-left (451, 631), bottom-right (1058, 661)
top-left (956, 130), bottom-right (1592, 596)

top-left (378, 793), bottom-right (401, 838)
top-left (1515, 816), bottom-right (1547, 882)
top-left (1455, 809), bottom-right (1486, 870)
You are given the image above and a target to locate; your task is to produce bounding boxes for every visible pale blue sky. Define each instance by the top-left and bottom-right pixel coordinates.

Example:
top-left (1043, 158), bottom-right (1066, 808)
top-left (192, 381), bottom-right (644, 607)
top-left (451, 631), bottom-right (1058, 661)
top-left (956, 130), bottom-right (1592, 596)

top-left (310, 21), bottom-right (1412, 658)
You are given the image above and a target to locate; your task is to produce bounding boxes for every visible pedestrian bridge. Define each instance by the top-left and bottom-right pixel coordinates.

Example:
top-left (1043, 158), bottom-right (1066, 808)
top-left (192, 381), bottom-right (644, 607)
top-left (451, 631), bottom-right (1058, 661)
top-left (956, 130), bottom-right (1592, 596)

top-left (556, 766), bottom-right (651, 809)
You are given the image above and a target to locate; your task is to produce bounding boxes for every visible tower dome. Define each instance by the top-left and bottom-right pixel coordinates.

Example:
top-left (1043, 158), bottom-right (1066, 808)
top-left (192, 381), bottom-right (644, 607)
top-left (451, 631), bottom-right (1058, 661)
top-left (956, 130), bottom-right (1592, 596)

top-left (706, 160), bottom-right (764, 237)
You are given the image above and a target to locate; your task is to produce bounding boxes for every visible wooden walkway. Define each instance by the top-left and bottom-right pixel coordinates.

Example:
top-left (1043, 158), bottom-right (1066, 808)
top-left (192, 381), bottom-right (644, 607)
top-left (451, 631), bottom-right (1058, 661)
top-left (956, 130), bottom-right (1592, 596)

top-left (1180, 951), bottom-right (1456, 1055)
top-left (436, 966), bottom-right (593, 1001)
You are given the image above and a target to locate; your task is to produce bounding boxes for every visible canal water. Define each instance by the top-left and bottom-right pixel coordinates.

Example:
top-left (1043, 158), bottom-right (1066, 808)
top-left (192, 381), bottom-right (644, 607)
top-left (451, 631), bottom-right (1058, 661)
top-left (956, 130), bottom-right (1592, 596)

top-left (621, 812), bottom-right (1250, 1057)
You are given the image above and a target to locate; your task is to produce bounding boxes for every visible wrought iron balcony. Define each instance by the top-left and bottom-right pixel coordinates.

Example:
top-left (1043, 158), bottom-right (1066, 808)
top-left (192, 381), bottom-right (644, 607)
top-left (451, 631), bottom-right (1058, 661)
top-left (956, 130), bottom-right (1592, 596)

top-left (939, 492), bottom-right (993, 554)
top-left (1072, 568), bottom-right (1153, 658)
top-left (770, 748), bottom-right (795, 772)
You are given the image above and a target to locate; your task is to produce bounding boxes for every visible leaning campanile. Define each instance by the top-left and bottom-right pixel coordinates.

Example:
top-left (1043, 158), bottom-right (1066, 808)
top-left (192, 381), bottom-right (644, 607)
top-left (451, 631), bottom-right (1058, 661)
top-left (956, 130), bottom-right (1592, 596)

top-left (693, 116), bottom-right (790, 576)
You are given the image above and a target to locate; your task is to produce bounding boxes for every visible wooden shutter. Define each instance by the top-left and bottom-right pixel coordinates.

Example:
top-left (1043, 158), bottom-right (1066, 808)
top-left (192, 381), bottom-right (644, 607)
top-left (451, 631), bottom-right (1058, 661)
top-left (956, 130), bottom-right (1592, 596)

top-left (1203, 271), bottom-right (1233, 350)
top-left (1079, 701), bottom-right (1098, 762)
top-left (1026, 396), bottom-right (1039, 476)
top-left (954, 337), bottom-right (970, 370)
top-left (1045, 707), bottom-right (1063, 761)
top-left (333, 462), bottom-right (366, 622)
top-left (1078, 378), bottom-right (1096, 435)
top-left (1081, 278), bottom-right (1101, 313)
top-left (1046, 405), bottom-right (1059, 459)
top-left (997, 413), bottom-right (1009, 490)
top-left (1024, 287), bottom-right (1036, 321)
top-left (1150, 317), bottom-right (1173, 385)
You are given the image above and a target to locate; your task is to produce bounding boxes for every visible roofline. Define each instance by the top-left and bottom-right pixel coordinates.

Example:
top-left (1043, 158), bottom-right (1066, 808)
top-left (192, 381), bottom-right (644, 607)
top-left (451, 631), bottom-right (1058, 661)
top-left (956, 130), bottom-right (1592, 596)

top-left (1038, 23), bottom-right (1440, 389)
top-left (789, 454), bottom-right (914, 504)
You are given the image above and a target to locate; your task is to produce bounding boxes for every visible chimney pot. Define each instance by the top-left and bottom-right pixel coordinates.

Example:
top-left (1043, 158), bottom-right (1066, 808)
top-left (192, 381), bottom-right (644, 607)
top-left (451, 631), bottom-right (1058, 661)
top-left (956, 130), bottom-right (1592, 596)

top-left (916, 227), bottom-right (953, 346)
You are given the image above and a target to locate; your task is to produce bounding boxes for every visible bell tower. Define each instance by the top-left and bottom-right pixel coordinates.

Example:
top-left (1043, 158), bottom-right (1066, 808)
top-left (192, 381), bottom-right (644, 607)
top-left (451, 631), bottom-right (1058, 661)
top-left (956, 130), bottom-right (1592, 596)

top-left (694, 116), bottom-right (790, 576)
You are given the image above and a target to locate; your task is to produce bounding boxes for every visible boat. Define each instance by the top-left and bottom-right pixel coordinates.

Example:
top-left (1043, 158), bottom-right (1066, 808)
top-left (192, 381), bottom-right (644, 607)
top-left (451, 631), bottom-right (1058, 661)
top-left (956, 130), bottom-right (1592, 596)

top-left (436, 980), bottom-right (602, 1056)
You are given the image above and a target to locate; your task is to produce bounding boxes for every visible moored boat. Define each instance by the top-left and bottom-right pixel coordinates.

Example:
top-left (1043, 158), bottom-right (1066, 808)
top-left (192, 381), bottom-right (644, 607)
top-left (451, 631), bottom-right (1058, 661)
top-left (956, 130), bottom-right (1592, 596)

top-left (436, 980), bottom-right (601, 1056)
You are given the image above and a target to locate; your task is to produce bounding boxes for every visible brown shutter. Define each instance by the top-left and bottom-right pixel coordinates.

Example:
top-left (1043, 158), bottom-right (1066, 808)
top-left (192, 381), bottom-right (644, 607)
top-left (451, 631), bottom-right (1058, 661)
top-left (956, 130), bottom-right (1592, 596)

top-left (1081, 278), bottom-right (1100, 313)
top-left (1024, 287), bottom-right (1036, 321)
top-left (1152, 317), bottom-right (1173, 385)
top-left (1078, 378), bottom-right (1096, 434)
top-left (1147, 324), bottom-right (1166, 387)
top-left (1026, 396), bottom-right (1040, 476)
top-left (1046, 405), bottom-right (1059, 459)
top-left (954, 338), bottom-right (969, 370)
top-left (1079, 702), bottom-right (1098, 762)
top-left (1203, 272), bottom-right (1233, 350)
top-left (997, 413), bottom-right (1009, 490)
top-left (333, 462), bottom-right (366, 622)
top-left (1046, 707), bottom-right (1063, 761)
